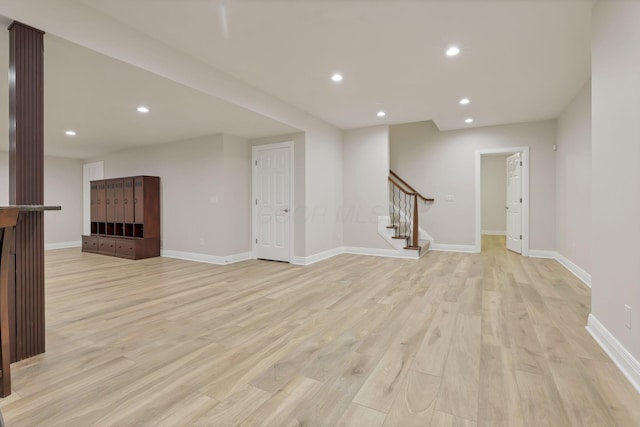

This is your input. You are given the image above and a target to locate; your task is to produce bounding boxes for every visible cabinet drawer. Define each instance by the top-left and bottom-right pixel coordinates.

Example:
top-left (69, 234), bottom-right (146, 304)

top-left (115, 238), bottom-right (136, 258)
top-left (98, 237), bottom-right (116, 254)
top-left (82, 235), bottom-right (98, 253)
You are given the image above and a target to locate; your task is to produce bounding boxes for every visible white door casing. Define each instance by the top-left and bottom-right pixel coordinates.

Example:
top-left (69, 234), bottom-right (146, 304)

top-left (252, 142), bottom-right (293, 262)
top-left (506, 153), bottom-right (522, 254)
top-left (475, 147), bottom-right (529, 255)
top-left (82, 161), bottom-right (104, 235)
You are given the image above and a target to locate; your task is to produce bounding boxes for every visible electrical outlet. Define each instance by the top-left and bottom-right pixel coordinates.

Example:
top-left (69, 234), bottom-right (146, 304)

top-left (445, 195), bottom-right (455, 202)
top-left (625, 305), bottom-right (632, 329)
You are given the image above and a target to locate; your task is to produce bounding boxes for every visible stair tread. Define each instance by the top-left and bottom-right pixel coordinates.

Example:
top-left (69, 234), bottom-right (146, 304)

top-left (392, 236), bottom-right (409, 239)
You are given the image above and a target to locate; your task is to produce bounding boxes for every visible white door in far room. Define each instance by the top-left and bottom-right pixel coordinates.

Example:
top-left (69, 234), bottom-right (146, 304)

top-left (253, 144), bottom-right (292, 262)
top-left (506, 153), bottom-right (522, 253)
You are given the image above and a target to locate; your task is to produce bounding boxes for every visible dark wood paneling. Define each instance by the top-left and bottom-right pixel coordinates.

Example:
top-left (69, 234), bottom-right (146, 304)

top-left (123, 178), bottom-right (134, 223)
top-left (90, 182), bottom-right (98, 222)
top-left (98, 237), bottom-right (116, 255)
top-left (8, 22), bottom-right (46, 362)
top-left (83, 176), bottom-right (160, 260)
top-left (82, 235), bottom-right (98, 253)
top-left (142, 176), bottom-right (160, 238)
top-left (12, 212), bottom-right (45, 362)
top-left (114, 238), bottom-right (136, 258)
top-left (113, 179), bottom-right (124, 223)
top-left (0, 208), bottom-right (19, 396)
top-left (96, 181), bottom-right (106, 222)
top-left (134, 177), bottom-right (144, 224)
top-left (8, 22), bottom-right (44, 205)
top-left (106, 180), bottom-right (115, 222)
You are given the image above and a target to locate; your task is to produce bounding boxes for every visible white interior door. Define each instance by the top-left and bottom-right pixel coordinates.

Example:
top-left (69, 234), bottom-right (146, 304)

top-left (83, 161), bottom-right (104, 235)
top-left (253, 144), bottom-right (292, 262)
top-left (506, 153), bottom-right (522, 253)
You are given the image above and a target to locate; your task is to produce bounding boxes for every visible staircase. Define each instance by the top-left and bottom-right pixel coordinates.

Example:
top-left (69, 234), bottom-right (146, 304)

top-left (378, 171), bottom-right (434, 258)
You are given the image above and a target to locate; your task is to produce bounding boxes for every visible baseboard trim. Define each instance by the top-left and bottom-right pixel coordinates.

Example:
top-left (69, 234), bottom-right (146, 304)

top-left (293, 245), bottom-right (430, 265)
top-left (481, 230), bottom-right (506, 236)
top-left (529, 250), bottom-right (592, 288)
top-left (291, 247), bottom-right (344, 266)
top-left (555, 253), bottom-right (592, 288)
top-left (528, 249), bottom-right (557, 259)
top-left (290, 256), bottom-right (306, 265)
top-left (161, 249), bottom-right (252, 265)
top-left (45, 241), bottom-right (81, 250)
top-left (430, 244), bottom-right (478, 253)
top-left (343, 246), bottom-right (418, 259)
top-left (586, 314), bottom-right (640, 393)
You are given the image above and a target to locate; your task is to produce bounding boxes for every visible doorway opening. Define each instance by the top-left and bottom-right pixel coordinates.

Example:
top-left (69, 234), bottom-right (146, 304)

top-left (475, 147), bottom-right (529, 255)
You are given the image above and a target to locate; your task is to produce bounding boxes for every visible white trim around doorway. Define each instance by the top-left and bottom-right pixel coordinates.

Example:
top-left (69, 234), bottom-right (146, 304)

top-left (475, 147), bottom-right (530, 255)
top-left (251, 141), bottom-right (295, 262)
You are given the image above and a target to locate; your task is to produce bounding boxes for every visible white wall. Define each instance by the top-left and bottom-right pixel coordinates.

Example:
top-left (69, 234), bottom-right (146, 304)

top-left (390, 120), bottom-right (557, 250)
top-left (0, 152), bottom-right (83, 246)
top-left (305, 128), bottom-right (344, 256)
top-left (92, 134), bottom-right (252, 257)
top-left (556, 81), bottom-right (591, 275)
top-left (342, 126), bottom-right (389, 249)
top-left (591, 1), bottom-right (640, 362)
top-left (481, 155), bottom-right (507, 235)
top-left (223, 134), bottom-right (251, 257)
top-left (44, 156), bottom-right (84, 245)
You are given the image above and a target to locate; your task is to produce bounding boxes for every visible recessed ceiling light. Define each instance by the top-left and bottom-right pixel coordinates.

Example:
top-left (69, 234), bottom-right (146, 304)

top-left (465, 118), bottom-right (474, 124)
top-left (137, 106), bottom-right (150, 113)
top-left (377, 111), bottom-right (386, 117)
top-left (331, 73), bottom-right (343, 82)
top-left (446, 46), bottom-right (460, 56)
top-left (65, 130), bottom-right (76, 136)
top-left (459, 98), bottom-right (470, 105)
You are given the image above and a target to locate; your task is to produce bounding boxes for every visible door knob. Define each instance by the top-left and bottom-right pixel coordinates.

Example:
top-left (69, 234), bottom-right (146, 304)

top-left (281, 208), bottom-right (289, 213)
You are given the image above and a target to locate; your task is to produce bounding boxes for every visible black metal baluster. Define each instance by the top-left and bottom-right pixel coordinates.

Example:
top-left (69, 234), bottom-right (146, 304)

top-left (403, 192), bottom-right (407, 237)
top-left (390, 183), bottom-right (394, 235)
top-left (393, 184), bottom-right (400, 237)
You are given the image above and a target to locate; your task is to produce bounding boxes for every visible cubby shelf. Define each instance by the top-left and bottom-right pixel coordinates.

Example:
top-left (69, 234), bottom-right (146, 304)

top-left (82, 176), bottom-right (160, 260)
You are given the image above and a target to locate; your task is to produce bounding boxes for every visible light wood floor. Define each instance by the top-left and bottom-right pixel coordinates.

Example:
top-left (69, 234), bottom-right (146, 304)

top-left (0, 236), bottom-right (639, 426)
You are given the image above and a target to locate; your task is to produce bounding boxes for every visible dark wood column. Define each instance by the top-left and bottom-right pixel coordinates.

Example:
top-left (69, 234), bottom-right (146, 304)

top-left (8, 22), bottom-right (45, 362)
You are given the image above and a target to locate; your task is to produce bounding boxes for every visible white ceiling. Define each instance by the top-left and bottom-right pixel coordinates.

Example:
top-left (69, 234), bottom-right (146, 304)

top-left (0, 0), bottom-right (593, 158)
top-left (75, 0), bottom-right (593, 131)
top-left (0, 26), bottom-right (299, 158)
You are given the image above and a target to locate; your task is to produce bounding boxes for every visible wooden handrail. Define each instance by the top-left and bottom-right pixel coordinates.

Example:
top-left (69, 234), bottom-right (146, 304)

top-left (388, 171), bottom-right (434, 250)
top-left (388, 171), bottom-right (434, 202)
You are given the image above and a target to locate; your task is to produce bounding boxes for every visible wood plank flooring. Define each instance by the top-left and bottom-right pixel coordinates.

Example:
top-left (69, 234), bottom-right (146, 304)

top-left (0, 235), bottom-right (639, 426)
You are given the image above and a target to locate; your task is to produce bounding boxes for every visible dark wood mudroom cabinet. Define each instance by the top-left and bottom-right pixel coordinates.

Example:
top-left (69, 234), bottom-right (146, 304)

top-left (82, 175), bottom-right (160, 260)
